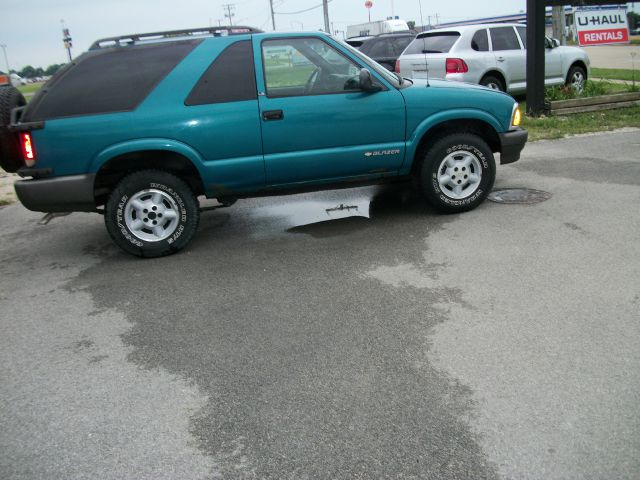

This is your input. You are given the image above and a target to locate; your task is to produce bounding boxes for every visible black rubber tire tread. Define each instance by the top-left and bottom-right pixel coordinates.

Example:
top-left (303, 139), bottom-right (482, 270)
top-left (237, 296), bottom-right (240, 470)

top-left (565, 64), bottom-right (587, 88)
top-left (105, 169), bottom-right (200, 258)
top-left (417, 133), bottom-right (496, 214)
top-left (480, 74), bottom-right (505, 92)
top-left (0, 86), bottom-right (27, 173)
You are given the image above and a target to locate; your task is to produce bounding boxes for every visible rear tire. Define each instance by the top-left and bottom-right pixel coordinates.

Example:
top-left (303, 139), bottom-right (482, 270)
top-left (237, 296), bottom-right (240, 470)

top-left (0, 86), bottom-right (27, 173)
top-left (105, 170), bottom-right (200, 258)
top-left (418, 133), bottom-right (495, 213)
top-left (480, 74), bottom-right (505, 92)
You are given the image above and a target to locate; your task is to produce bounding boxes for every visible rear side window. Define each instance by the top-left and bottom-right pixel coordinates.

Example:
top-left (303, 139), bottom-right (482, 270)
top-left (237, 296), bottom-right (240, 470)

top-left (185, 41), bottom-right (257, 106)
top-left (516, 26), bottom-right (527, 48)
top-left (346, 40), bottom-right (365, 49)
top-left (490, 27), bottom-right (521, 51)
top-left (404, 32), bottom-right (460, 55)
top-left (471, 29), bottom-right (489, 52)
top-left (392, 36), bottom-right (413, 55)
top-left (368, 40), bottom-right (394, 58)
top-left (25, 40), bottom-right (199, 121)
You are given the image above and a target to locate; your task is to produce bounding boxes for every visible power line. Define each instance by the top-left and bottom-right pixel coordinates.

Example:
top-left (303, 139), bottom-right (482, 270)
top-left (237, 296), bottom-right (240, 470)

top-left (274, 0), bottom-right (332, 15)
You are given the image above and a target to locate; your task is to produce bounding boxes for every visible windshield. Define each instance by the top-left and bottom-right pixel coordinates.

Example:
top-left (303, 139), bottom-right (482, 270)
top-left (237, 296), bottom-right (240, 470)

top-left (405, 32), bottom-right (460, 54)
top-left (338, 39), bottom-right (402, 88)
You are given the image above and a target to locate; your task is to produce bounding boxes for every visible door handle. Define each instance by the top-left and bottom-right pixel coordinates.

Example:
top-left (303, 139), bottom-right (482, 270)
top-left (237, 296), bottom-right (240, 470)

top-left (262, 109), bottom-right (284, 121)
top-left (497, 57), bottom-right (505, 62)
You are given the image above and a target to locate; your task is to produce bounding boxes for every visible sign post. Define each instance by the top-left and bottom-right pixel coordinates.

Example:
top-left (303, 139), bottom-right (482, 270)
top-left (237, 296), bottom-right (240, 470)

top-left (575, 7), bottom-right (630, 46)
top-left (365, 1), bottom-right (373, 23)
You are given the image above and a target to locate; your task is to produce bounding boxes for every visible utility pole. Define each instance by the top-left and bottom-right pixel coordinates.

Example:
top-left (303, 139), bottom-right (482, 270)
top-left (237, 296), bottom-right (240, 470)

top-left (222, 4), bottom-right (235, 26)
top-left (60, 20), bottom-right (72, 62)
top-left (0, 44), bottom-right (10, 73)
top-left (417, 0), bottom-right (425, 32)
top-left (322, 0), bottom-right (330, 34)
top-left (551, 6), bottom-right (566, 45)
top-left (391, 0), bottom-right (395, 17)
top-left (268, 0), bottom-right (276, 31)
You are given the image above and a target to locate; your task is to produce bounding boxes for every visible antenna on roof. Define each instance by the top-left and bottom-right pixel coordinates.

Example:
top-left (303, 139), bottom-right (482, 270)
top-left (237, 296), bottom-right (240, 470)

top-left (421, 33), bottom-right (430, 87)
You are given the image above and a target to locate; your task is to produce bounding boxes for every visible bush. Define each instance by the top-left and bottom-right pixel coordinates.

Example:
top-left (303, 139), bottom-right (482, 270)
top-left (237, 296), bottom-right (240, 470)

top-left (545, 80), bottom-right (614, 101)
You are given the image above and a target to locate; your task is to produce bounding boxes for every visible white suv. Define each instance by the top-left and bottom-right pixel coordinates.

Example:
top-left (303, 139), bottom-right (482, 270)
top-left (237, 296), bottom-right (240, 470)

top-left (396, 23), bottom-right (590, 94)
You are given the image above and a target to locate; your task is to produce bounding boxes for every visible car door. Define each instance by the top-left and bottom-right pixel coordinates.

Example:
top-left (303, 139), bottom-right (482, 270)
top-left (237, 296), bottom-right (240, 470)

top-left (543, 37), bottom-right (565, 86)
top-left (254, 36), bottom-right (406, 186)
top-left (489, 26), bottom-right (525, 92)
top-left (514, 27), bottom-right (564, 88)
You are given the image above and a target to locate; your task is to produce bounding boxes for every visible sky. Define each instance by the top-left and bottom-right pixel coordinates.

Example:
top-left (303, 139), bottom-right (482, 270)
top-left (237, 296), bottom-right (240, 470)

top-left (0, 0), bottom-right (636, 71)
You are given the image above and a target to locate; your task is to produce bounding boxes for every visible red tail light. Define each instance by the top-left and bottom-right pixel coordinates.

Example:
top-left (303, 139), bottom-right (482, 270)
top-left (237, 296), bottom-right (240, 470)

top-left (394, 60), bottom-right (400, 73)
top-left (20, 133), bottom-right (36, 166)
top-left (445, 58), bottom-right (469, 74)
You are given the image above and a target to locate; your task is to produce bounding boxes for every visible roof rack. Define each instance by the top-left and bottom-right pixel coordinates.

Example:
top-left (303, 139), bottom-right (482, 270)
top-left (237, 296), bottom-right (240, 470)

top-left (89, 26), bottom-right (263, 50)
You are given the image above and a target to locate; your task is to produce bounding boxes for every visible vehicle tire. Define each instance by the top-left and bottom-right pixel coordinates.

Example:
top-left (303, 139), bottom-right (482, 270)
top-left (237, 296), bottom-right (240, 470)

top-left (417, 133), bottom-right (496, 214)
top-left (105, 170), bottom-right (200, 258)
top-left (480, 74), bottom-right (505, 92)
top-left (566, 65), bottom-right (586, 93)
top-left (0, 86), bottom-right (27, 173)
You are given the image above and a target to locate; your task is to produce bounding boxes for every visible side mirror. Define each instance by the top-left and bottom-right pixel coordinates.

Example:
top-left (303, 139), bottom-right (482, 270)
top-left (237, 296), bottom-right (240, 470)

top-left (359, 68), bottom-right (382, 92)
top-left (552, 38), bottom-right (560, 48)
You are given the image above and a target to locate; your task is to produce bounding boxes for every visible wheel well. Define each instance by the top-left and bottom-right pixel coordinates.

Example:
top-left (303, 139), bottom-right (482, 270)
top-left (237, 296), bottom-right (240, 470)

top-left (411, 119), bottom-right (501, 175)
top-left (94, 150), bottom-right (204, 206)
top-left (480, 71), bottom-right (506, 88)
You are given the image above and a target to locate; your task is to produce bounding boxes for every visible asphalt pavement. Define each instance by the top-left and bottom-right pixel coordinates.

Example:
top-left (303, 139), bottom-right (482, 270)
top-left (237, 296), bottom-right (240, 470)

top-left (1, 129), bottom-right (639, 479)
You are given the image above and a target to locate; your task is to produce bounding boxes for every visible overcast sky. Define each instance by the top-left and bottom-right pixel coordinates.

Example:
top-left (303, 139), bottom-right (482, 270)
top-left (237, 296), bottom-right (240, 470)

top-left (1, 0), bottom-right (636, 70)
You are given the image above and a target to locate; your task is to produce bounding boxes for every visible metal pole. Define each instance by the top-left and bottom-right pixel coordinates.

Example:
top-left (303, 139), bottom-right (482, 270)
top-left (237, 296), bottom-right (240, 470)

top-left (418, 0), bottom-right (424, 31)
top-left (269, 0), bottom-right (276, 31)
top-left (322, 0), bottom-right (330, 34)
top-left (0, 44), bottom-right (10, 73)
top-left (526, 0), bottom-right (546, 116)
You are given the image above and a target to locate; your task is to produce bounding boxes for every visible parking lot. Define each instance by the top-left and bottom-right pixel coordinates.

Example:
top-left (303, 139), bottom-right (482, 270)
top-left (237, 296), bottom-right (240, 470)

top-left (1, 130), bottom-right (639, 479)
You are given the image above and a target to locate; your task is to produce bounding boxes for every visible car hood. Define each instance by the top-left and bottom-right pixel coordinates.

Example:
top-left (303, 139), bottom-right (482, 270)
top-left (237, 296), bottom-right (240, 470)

top-left (399, 78), bottom-right (516, 135)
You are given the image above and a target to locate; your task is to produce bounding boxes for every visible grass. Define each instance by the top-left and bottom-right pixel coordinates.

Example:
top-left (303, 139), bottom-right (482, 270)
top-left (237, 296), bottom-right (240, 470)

top-left (521, 105), bottom-right (640, 141)
top-left (0, 198), bottom-right (13, 206)
top-left (266, 64), bottom-right (315, 88)
top-left (544, 79), bottom-right (637, 102)
top-left (591, 67), bottom-right (638, 82)
top-left (17, 83), bottom-right (44, 95)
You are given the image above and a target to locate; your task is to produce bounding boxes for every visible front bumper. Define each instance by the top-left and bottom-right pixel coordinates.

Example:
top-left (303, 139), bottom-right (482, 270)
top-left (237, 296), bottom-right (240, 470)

top-left (499, 128), bottom-right (528, 165)
top-left (14, 173), bottom-right (96, 212)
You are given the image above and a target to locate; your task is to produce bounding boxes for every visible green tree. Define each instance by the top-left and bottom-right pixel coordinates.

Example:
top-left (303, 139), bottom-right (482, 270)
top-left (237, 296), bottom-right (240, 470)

top-left (45, 63), bottom-right (64, 76)
top-left (407, 20), bottom-right (416, 30)
top-left (629, 11), bottom-right (639, 30)
top-left (19, 65), bottom-right (36, 78)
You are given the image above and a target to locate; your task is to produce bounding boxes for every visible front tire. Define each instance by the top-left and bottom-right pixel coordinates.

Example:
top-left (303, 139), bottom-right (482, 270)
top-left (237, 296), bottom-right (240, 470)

top-left (566, 65), bottom-right (586, 93)
top-left (105, 170), bottom-right (200, 258)
top-left (418, 133), bottom-right (496, 213)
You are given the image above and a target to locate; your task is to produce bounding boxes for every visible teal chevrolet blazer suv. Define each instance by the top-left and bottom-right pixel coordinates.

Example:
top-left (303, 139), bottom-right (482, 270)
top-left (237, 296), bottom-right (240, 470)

top-left (0, 26), bottom-right (527, 257)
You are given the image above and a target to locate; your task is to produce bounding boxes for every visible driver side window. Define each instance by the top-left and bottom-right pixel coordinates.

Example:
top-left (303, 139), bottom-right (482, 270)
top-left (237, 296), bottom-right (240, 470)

top-left (262, 38), bottom-right (361, 98)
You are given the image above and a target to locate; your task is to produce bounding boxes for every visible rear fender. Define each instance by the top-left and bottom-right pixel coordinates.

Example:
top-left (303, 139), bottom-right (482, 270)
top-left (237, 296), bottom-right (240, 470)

top-left (90, 138), bottom-right (206, 176)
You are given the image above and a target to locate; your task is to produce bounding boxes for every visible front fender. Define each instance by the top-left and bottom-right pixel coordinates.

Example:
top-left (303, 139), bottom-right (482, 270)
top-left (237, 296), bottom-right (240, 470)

top-left (90, 138), bottom-right (206, 176)
top-left (403, 108), bottom-right (504, 172)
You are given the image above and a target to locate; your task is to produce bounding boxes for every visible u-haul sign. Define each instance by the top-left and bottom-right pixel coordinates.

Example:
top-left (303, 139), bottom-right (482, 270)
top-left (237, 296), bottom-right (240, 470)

top-left (575, 8), bottom-right (629, 46)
